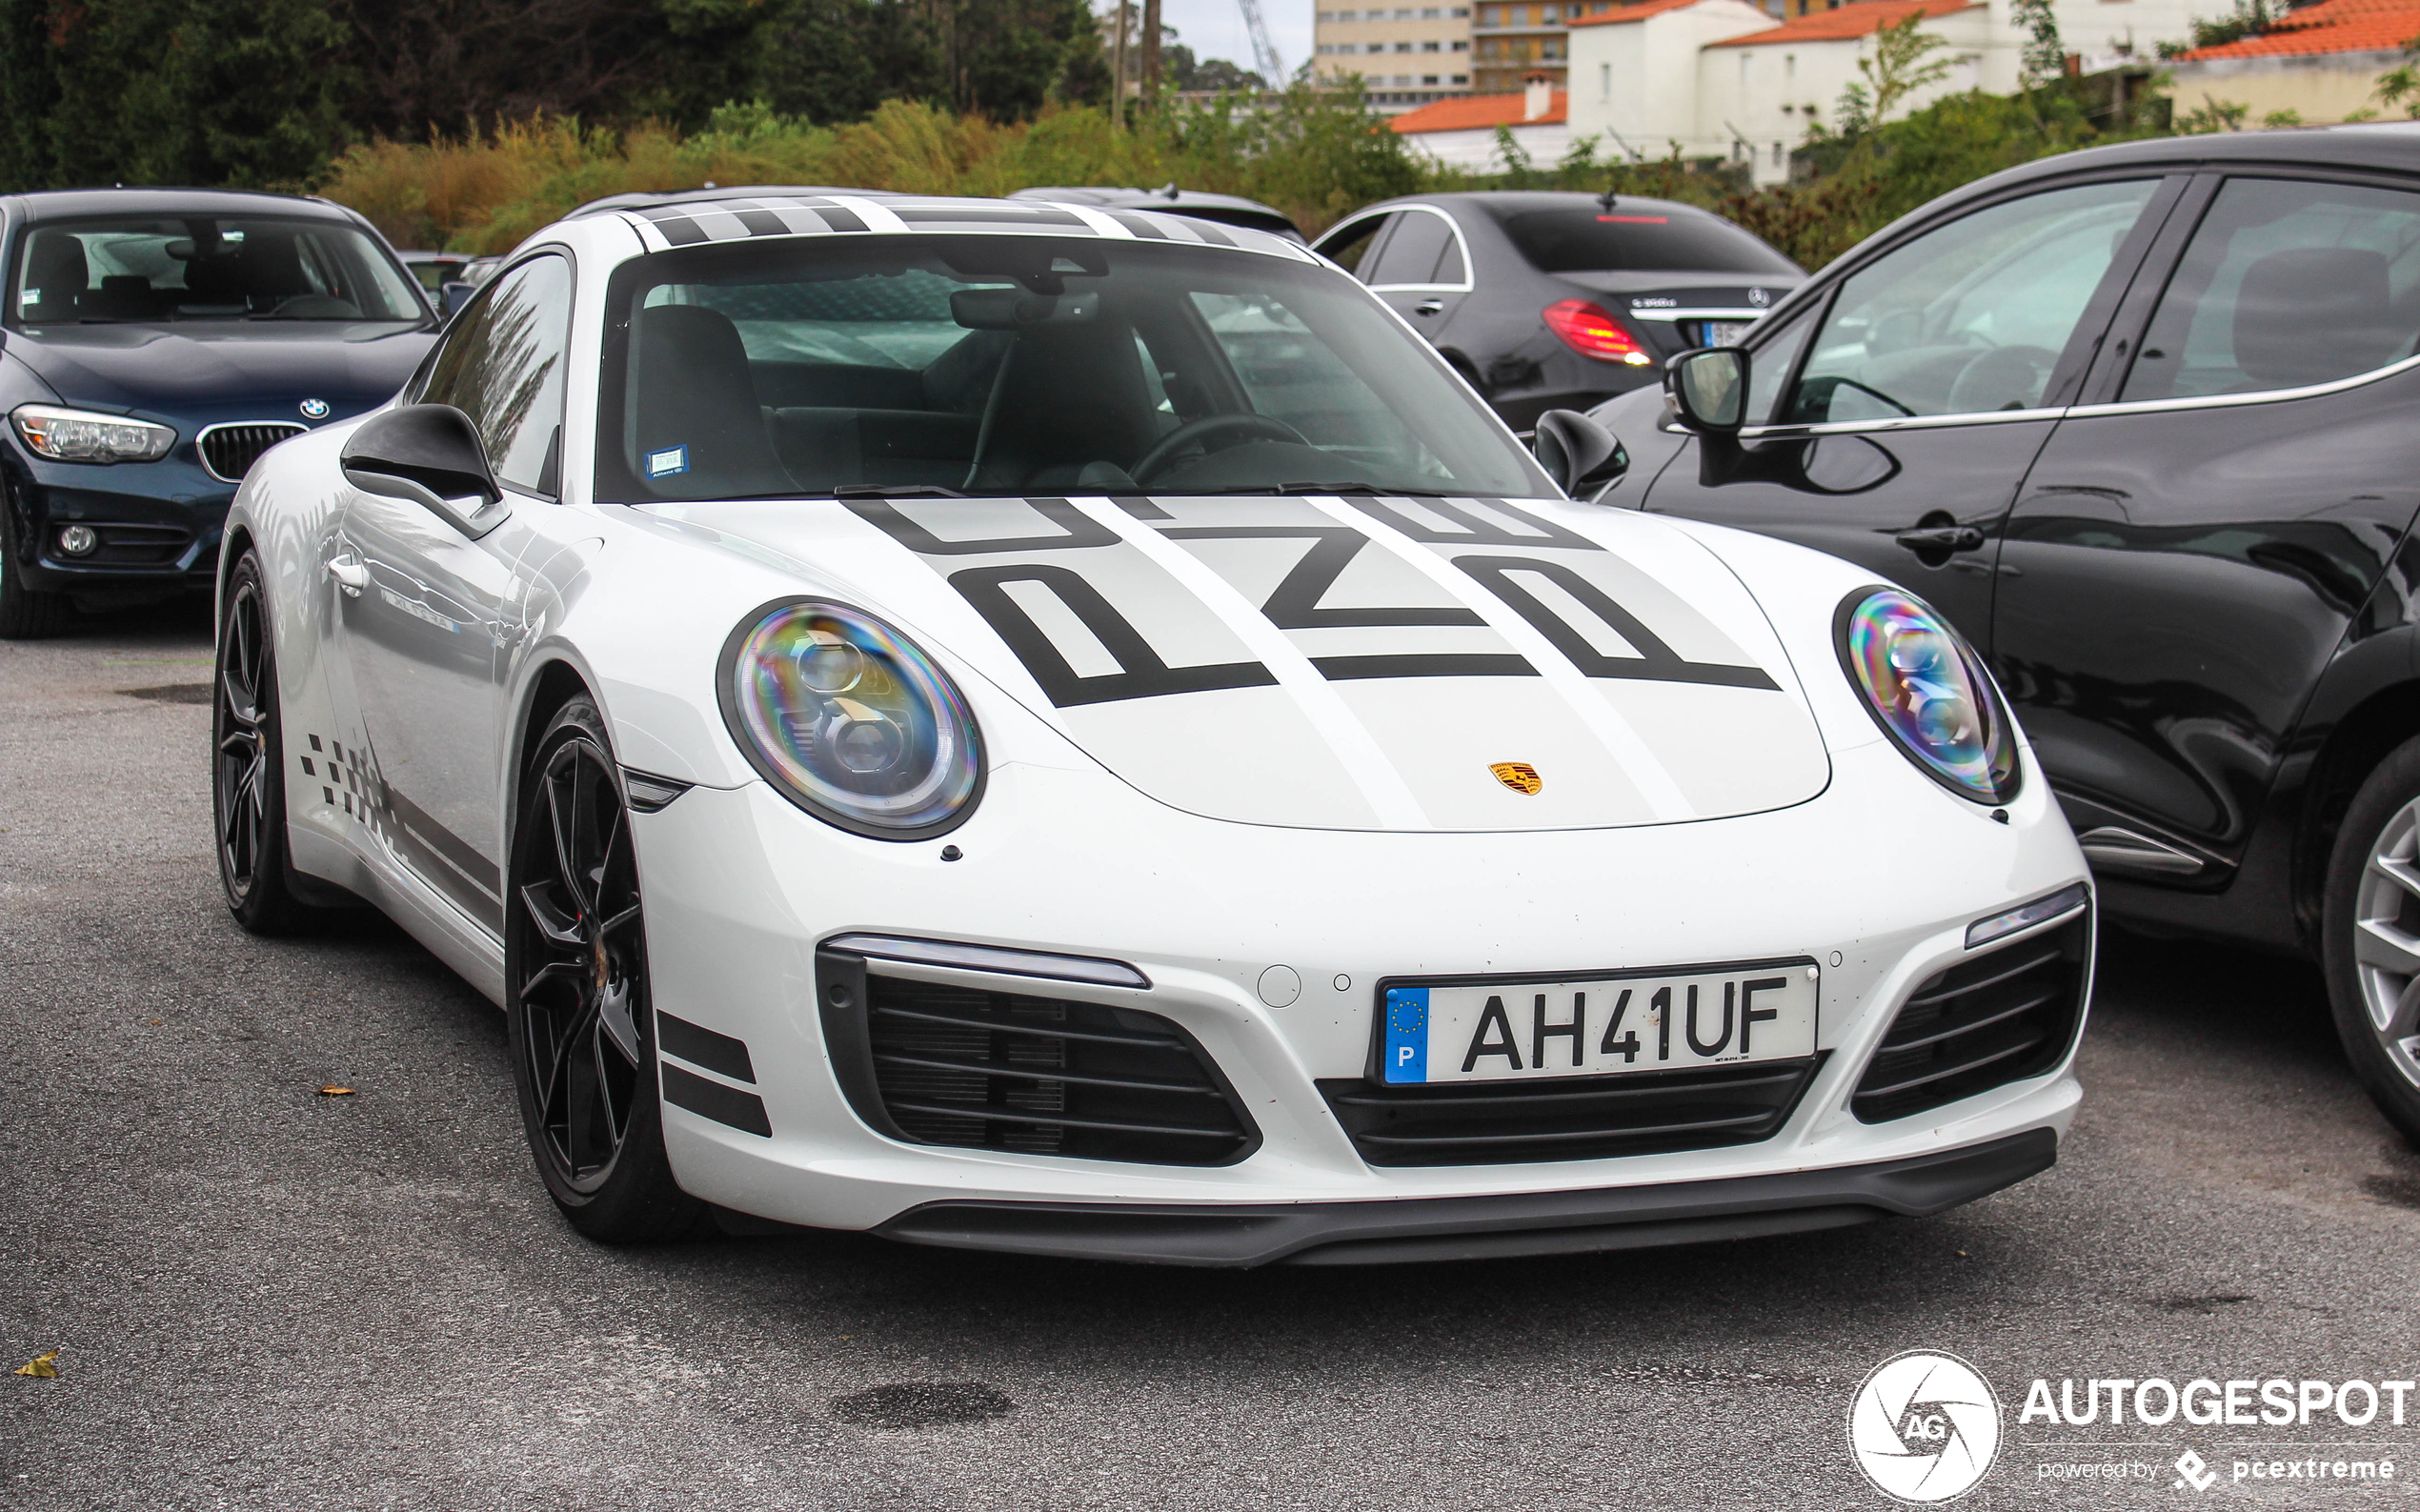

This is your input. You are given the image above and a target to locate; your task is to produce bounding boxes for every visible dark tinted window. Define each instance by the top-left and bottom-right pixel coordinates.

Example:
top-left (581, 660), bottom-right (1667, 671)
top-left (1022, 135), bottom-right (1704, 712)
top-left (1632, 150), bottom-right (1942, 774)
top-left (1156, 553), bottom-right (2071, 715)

top-left (1496, 207), bottom-right (1799, 275)
top-left (1317, 214), bottom-right (1393, 279)
top-left (2120, 176), bottom-right (2420, 400)
top-left (1365, 211), bottom-right (1459, 286)
top-left (15, 215), bottom-right (425, 324)
top-left (420, 254), bottom-right (572, 495)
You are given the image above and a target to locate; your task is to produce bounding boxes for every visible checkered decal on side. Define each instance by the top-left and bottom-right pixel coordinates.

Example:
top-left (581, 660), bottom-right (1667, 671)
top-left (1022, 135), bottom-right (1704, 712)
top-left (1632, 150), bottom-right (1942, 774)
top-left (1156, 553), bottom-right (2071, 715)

top-left (615, 193), bottom-right (1316, 262)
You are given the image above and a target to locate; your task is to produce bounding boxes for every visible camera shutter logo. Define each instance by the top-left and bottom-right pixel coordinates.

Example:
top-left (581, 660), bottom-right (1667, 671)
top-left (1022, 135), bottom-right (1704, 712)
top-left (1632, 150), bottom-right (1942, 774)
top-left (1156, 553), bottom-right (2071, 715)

top-left (1847, 1350), bottom-right (2002, 1502)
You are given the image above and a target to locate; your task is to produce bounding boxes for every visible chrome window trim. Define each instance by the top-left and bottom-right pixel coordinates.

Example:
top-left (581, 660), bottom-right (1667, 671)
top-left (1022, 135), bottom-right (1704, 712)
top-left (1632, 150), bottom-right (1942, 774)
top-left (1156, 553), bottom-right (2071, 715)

top-left (194, 420), bottom-right (308, 484)
top-left (1733, 406), bottom-right (2067, 440)
top-left (1361, 204), bottom-right (1478, 293)
top-left (2068, 347), bottom-right (2420, 419)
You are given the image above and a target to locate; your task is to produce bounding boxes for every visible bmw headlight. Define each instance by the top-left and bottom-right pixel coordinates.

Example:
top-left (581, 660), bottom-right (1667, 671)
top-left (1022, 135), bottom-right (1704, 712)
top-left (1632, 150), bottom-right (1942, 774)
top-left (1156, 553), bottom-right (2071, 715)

top-left (717, 599), bottom-right (983, 838)
top-left (10, 404), bottom-right (175, 464)
top-left (1836, 587), bottom-right (2020, 804)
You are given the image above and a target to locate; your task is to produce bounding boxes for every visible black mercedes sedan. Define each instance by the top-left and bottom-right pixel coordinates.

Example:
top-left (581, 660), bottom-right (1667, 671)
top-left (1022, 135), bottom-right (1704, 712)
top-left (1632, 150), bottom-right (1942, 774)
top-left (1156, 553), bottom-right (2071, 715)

top-left (0, 188), bottom-right (438, 637)
top-left (1596, 124), bottom-right (2420, 1141)
top-left (1311, 190), bottom-right (1805, 430)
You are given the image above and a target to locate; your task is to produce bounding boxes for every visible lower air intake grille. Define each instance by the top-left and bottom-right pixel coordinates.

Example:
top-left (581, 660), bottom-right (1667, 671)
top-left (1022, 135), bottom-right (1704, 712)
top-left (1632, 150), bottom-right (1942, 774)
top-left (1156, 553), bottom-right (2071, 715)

top-left (818, 952), bottom-right (1258, 1166)
top-left (198, 422), bottom-right (307, 484)
top-left (1852, 915), bottom-right (2089, 1123)
top-left (1317, 1057), bottom-right (1821, 1167)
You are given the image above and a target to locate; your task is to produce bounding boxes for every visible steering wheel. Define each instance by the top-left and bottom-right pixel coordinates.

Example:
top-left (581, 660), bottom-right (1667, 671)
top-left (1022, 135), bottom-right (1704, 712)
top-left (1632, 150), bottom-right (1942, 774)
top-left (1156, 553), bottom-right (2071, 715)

top-left (1945, 345), bottom-right (2060, 413)
top-left (1130, 413), bottom-right (1310, 485)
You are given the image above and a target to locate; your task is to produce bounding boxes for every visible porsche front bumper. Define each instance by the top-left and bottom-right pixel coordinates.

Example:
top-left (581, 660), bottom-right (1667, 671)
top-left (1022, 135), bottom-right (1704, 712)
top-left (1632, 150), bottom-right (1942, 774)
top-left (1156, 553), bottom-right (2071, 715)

top-left (630, 737), bottom-right (2087, 1265)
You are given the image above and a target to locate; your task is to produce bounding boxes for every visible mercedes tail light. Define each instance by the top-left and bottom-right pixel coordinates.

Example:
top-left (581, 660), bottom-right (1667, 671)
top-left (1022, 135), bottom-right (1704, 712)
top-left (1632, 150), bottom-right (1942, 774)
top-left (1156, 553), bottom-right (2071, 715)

top-left (1542, 299), bottom-right (1654, 367)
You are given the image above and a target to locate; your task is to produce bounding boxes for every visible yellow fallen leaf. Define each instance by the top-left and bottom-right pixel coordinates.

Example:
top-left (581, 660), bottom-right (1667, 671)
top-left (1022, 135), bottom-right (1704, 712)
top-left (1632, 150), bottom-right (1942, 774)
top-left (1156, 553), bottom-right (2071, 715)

top-left (317, 1085), bottom-right (353, 1097)
top-left (14, 1351), bottom-right (57, 1378)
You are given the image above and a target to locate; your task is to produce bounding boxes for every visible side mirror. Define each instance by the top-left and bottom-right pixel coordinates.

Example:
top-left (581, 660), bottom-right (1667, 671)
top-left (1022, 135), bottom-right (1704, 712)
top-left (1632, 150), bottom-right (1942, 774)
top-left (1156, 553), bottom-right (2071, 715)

top-left (1530, 408), bottom-right (1629, 499)
top-left (439, 280), bottom-right (476, 317)
top-left (1665, 347), bottom-right (1748, 434)
top-left (340, 404), bottom-right (508, 538)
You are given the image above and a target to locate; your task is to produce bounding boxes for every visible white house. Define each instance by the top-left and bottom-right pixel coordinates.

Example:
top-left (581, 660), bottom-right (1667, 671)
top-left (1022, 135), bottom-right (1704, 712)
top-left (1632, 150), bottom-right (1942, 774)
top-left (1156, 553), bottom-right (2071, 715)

top-left (1390, 74), bottom-right (1576, 168)
top-left (1567, 0), bottom-right (2246, 187)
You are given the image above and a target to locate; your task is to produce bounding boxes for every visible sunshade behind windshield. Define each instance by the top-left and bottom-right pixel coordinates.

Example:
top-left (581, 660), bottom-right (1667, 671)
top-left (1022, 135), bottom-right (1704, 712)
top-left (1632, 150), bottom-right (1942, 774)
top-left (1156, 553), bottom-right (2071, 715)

top-left (595, 235), bottom-right (1547, 501)
top-left (15, 216), bottom-right (426, 324)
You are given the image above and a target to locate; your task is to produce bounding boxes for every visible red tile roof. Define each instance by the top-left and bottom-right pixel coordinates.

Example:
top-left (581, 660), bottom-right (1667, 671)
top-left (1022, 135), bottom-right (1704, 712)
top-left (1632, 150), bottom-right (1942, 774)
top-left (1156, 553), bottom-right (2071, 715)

top-left (1706, 0), bottom-right (1976, 47)
top-left (2180, 0), bottom-right (2420, 58)
top-left (1569, 0), bottom-right (1720, 26)
top-left (1390, 90), bottom-right (1571, 131)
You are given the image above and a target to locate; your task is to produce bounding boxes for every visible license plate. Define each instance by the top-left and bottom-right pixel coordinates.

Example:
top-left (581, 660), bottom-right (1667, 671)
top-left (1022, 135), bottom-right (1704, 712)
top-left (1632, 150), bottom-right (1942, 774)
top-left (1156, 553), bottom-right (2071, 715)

top-left (1702, 319), bottom-right (1755, 347)
top-left (1381, 963), bottom-right (1818, 1085)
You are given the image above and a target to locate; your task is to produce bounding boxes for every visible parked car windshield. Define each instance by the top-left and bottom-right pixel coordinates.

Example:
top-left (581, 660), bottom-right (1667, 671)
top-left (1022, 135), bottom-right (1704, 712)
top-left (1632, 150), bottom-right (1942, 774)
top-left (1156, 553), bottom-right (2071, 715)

top-left (1493, 204), bottom-right (1801, 275)
top-left (14, 215), bottom-right (427, 325)
top-left (596, 234), bottom-right (1550, 502)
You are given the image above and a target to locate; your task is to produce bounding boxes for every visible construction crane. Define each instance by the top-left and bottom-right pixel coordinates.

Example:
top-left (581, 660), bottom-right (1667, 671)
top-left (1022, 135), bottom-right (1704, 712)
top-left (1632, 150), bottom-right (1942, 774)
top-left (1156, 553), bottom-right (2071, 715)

top-left (1234, 0), bottom-right (1286, 87)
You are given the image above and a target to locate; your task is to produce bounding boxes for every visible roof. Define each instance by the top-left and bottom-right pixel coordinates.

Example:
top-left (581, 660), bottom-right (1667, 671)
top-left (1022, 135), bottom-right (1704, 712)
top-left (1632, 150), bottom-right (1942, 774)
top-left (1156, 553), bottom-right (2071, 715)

top-left (1009, 186), bottom-right (1302, 239)
top-left (2179, 0), bottom-right (2420, 59)
top-left (584, 190), bottom-right (1316, 259)
top-left (1389, 90), bottom-right (1569, 133)
top-left (1707, 0), bottom-right (1976, 47)
top-left (7, 187), bottom-right (353, 223)
top-left (1570, 0), bottom-right (1732, 25)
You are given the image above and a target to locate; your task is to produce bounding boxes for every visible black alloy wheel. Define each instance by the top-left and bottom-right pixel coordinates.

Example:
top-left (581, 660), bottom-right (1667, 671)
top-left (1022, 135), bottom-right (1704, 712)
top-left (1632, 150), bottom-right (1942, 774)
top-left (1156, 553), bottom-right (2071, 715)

top-left (507, 695), bottom-right (702, 1242)
top-left (0, 493), bottom-right (72, 639)
top-left (213, 550), bottom-right (305, 933)
top-left (2325, 734), bottom-right (2420, 1144)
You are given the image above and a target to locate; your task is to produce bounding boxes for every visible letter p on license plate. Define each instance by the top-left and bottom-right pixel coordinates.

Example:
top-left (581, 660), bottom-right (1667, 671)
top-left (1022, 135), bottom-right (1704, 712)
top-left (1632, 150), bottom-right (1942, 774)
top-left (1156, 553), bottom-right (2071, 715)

top-left (1381, 963), bottom-right (1818, 1085)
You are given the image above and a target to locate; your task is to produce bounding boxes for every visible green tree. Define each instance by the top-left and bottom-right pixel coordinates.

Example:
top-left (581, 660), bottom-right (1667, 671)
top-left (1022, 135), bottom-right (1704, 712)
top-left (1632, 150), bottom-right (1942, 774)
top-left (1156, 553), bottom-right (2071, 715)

top-left (2013, 0), bottom-right (2064, 88)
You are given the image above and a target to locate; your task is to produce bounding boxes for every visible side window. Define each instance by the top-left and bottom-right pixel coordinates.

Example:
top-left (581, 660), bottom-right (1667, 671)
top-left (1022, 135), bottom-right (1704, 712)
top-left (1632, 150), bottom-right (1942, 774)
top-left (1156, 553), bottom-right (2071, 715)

top-left (1785, 179), bottom-right (2158, 423)
top-left (418, 253), bottom-right (573, 495)
top-left (1316, 214), bottom-right (1394, 281)
top-left (2119, 176), bottom-right (2420, 401)
top-left (1740, 302), bottom-right (1818, 428)
top-left (1365, 211), bottom-right (1457, 287)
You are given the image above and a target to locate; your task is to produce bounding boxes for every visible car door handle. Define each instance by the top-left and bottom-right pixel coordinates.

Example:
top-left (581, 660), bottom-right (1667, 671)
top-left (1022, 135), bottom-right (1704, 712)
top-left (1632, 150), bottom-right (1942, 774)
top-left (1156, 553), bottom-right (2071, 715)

top-left (326, 554), bottom-right (370, 596)
top-left (1893, 525), bottom-right (1986, 554)
top-left (1414, 299), bottom-right (1444, 316)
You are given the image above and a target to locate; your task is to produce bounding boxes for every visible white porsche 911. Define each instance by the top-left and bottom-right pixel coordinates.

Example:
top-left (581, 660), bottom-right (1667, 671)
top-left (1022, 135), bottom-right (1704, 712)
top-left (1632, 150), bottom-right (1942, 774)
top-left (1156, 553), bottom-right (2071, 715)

top-left (212, 190), bottom-right (2092, 1264)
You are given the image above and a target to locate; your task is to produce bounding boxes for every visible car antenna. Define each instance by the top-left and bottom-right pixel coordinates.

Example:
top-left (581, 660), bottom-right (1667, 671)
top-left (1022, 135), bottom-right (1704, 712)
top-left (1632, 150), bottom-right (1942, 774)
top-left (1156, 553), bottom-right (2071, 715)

top-left (1598, 182), bottom-right (1618, 212)
top-left (1160, 182), bottom-right (1180, 199)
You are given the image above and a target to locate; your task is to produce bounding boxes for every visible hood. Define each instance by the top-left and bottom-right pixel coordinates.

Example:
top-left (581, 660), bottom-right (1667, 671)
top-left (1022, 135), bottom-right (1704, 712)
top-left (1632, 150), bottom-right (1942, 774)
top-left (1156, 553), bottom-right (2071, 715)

top-left (676, 493), bottom-right (1832, 833)
top-left (3, 320), bottom-right (434, 423)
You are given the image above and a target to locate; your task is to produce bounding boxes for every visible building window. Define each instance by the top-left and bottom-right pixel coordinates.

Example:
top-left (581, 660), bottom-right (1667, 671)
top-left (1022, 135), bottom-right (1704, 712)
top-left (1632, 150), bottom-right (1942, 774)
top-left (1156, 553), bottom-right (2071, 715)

top-left (1600, 61), bottom-right (1610, 96)
top-left (1451, 5), bottom-right (1471, 13)
top-left (1396, 39), bottom-right (1414, 50)
top-left (1452, 71), bottom-right (1469, 81)
top-left (1772, 141), bottom-right (1784, 165)
top-left (1422, 72), bottom-right (1441, 82)
top-left (1317, 43), bottom-right (1335, 53)
top-left (1423, 38), bottom-right (1442, 50)
top-left (1422, 4), bottom-right (1442, 13)
top-left (1393, 72), bottom-right (1413, 83)
top-left (1451, 38), bottom-right (1468, 49)
top-left (1369, 41), bottom-right (1387, 51)
top-left (1317, 9), bottom-right (1338, 18)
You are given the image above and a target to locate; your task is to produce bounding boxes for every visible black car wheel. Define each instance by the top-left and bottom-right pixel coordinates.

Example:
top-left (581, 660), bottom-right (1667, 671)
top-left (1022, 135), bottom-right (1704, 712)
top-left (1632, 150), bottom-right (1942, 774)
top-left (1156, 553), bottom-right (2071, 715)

top-left (213, 550), bottom-right (307, 933)
top-left (0, 496), bottom-right (72, 639)
top-left (507, 695), bottom-right (702, 1242)
top-left (2324, 734), bottom-right (2420, 1142)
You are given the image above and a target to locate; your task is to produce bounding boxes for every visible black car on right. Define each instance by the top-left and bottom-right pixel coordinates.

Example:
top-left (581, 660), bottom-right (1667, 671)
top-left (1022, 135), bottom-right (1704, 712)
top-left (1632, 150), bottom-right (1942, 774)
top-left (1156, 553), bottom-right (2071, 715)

top-left (1312, 191), bottom-right (1805, 430)
top-left (1595, 125), bottom-right (2420, 1139)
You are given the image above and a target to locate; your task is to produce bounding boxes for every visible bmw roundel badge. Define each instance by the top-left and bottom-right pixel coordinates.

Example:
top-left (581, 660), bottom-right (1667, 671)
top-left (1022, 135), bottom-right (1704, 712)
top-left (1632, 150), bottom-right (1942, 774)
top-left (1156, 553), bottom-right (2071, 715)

top-left (299, 397), bottom-right (332, 420)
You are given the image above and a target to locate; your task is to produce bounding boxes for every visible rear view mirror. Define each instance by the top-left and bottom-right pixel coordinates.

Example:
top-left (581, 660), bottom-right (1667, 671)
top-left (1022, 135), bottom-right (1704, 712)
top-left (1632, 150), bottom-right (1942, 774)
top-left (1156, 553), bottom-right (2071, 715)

top-left (1667, 348), bottom-right (1748, 434)
top-left (1531, 409), bottom-right (1629, 499)
top-left (341, 404), bottom-right (508, 538)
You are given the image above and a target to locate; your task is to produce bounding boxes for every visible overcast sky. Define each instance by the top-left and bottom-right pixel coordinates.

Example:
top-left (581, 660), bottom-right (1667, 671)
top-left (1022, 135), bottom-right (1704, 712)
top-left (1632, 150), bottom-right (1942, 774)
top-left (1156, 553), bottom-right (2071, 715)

top-left (1149, 0), bottom-right (1316, 81)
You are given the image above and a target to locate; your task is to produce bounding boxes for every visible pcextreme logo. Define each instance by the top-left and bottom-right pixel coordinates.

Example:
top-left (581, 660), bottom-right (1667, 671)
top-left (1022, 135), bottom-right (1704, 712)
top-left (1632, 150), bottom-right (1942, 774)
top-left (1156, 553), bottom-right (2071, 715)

top-left (1848, 1351), bottom-right (2004, 1503)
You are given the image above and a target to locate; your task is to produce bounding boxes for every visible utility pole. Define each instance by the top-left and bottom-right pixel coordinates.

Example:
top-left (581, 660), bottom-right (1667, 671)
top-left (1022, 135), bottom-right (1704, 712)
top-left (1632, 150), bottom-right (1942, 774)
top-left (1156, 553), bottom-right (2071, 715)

top-left (1110, 0), bottom-right (1129, 129)
top-left (1140, 0), bottom-right (1162, 111)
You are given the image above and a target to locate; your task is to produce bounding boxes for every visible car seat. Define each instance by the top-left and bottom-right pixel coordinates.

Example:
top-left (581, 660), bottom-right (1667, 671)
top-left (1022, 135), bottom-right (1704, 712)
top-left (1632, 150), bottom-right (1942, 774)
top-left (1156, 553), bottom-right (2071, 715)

top-left (962, 317), bottom-right (1160, 491)
top-left (2233, 248), bottom-right (2397, 392)
top-left (19, 236), bottom-right (87, 322)
top-left (630, 304), bottom-right (789, 499)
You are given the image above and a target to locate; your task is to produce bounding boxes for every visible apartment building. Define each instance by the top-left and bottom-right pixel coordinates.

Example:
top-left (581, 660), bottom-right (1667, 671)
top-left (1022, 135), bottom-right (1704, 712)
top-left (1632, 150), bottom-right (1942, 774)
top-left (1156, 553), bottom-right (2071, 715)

top-left (1469, 1), bottom-right (1637, 93)
top-left (1313, 5), bottom-right (1476, 111)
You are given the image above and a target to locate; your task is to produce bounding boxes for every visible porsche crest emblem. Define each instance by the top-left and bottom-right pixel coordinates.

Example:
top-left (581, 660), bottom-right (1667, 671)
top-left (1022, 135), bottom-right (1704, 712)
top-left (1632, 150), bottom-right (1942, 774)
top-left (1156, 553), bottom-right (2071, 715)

top-left (1490, 761), bottom-right (1543, 796)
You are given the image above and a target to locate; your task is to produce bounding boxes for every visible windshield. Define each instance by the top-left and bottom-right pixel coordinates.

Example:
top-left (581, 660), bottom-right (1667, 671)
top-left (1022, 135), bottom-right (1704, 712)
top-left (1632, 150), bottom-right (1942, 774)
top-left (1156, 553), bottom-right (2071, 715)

top-left (14, 215), bottom-right (428, 325)
top-left (1495, 206), bottom-right (1801, 276)
top-left (595, 234), bottom-right (1549, 502)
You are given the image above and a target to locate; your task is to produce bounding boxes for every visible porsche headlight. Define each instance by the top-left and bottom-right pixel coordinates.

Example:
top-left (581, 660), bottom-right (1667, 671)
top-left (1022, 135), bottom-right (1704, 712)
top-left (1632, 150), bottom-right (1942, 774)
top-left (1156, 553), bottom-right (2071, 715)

top-left (10, 404), bottom-right (175, 464)
top-left (718, 599), bottom-right (983, 838)
top-left (1836, 587), bottom-right (2020, 804)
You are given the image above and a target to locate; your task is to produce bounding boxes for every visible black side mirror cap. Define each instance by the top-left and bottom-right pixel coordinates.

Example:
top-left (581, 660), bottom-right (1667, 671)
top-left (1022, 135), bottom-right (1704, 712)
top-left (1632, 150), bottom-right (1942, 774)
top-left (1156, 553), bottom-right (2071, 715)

top-left (1665, 347), bottom-right (1749, 434)
top-left (340, 404), bottom-right (508, 538)
top-left (1531, 408), bottom-right (1629, 500)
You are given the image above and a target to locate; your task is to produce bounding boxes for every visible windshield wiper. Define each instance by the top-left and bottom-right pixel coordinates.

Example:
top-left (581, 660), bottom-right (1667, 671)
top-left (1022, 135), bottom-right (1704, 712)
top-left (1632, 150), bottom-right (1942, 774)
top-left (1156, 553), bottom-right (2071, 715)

top-left (830, 484), bottom-right (969, 499)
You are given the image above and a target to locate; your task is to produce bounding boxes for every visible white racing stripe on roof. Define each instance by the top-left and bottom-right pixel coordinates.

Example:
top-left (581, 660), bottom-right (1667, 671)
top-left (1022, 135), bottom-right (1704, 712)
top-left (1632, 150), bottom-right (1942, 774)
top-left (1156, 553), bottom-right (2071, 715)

top-left (1066, 494), bottom-right (1433, 829)
top-left (1303, 494), bottom-right (1698, 823)
top-left (1057, 204), bottom-right (1135, 239)
top-left (825, 195), bottom-right (912, 233)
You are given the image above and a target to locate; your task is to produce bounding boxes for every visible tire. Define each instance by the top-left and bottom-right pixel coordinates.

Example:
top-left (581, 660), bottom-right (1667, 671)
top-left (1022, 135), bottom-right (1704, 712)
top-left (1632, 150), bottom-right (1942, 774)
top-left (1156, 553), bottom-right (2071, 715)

top-left (212, 551), bottom-right (308, 934)
top-left (0, 497), bottom-right (72, 639)
top-left (2322, 732), bottom-right (2420, 1143)
top-left (506, 695), bottom-right (703, 1243)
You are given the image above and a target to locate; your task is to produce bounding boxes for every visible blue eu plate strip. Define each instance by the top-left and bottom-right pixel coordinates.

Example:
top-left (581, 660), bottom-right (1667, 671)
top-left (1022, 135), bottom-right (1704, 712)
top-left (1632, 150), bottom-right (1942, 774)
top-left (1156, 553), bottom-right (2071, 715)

top-left (1383, 986), bottom-right (1428, 1084)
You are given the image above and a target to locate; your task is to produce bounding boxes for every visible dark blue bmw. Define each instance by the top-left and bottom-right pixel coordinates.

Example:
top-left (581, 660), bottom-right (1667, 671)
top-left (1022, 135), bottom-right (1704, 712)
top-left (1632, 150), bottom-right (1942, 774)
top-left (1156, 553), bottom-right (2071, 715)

top-left (0, 188), bottom-right (439, 637)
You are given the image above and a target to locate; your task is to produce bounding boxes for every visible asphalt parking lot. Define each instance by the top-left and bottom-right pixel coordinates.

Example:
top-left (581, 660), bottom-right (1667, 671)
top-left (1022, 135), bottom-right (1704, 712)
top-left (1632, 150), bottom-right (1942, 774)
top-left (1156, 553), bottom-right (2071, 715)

top-left (6, 607), bottom-right (2420, 1511)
